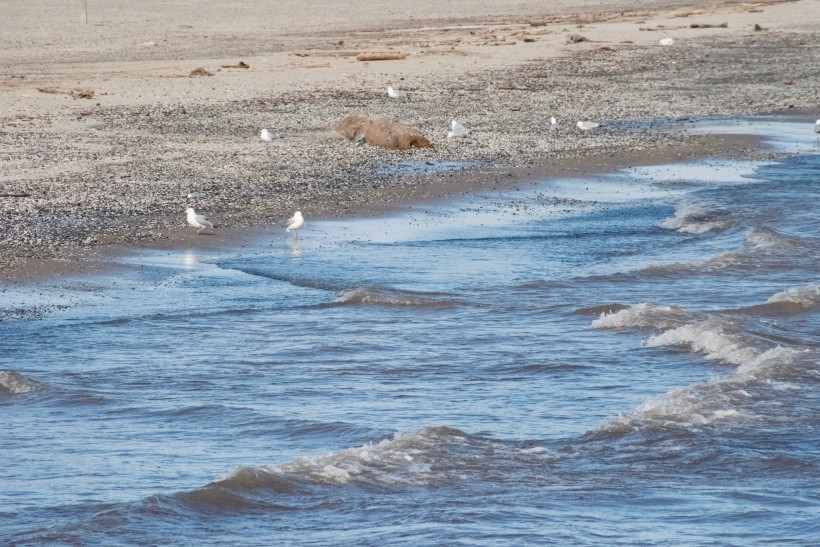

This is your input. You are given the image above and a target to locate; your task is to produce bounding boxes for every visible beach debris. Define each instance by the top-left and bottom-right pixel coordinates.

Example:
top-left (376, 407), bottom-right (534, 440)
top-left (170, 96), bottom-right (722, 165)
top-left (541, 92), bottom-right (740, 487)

top-left (814, 120), bottom-right (820, 134)
top-left (447, 119), bottom-right (470, 139)
top-left (37, 87), bottom-right (95, 99)
top-left (286, 211), bottom-right (305, 240)
top-left (753, 24), bottom-right (765, 31)
top-left (260, 129), bottom-right (281, 141)
top-left (0, 193), bottom-right (31, 198)
top-left (186, 192), bottom-right (202, 199)
top-left (356, 52), bottom-right (409, 62)
top-left (550, 116), bottom-right (560, 130)
top-left (659, 38), bottom-right (675, 46)
top-left (387, 86), bottom-right (406, 98)
top-left (220, 61), bottom-right (250, 69)
top-left (598, 45), bottom-right (614, 51)
top-left (566, 34), bottom-right (589, 44)
top-left (783, 79), bottom-right (794, 86)
top-left (332, 115), bottom-right (431, 150)
top-left (689, 22), bottom-right (727, 28)
top-left (186, 208), bottom-right (214, 234)
top-left (189, 67), bottom-right (213, 77)
top-left (577, 121), bottom-right (600, 131)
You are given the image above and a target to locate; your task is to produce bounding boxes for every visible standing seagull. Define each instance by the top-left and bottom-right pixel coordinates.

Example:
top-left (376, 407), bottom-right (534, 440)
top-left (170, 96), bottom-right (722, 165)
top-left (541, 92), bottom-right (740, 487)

top-left (387, 86), bottom-right (406, 98)
top-left (447, 119), bottom-right (470, 139)
top-left (550, 116), bottom-right (560, 130)
top-left (815, 120), bottom-right (820, 134)
top-left (577, 121), bottom-right (600, 131)
top-left (286, 211), bottom-right (304, 240)
top-left (186, 207), bottom-right (214, 234)
top-left (260, 129), bottom-right (280, 142)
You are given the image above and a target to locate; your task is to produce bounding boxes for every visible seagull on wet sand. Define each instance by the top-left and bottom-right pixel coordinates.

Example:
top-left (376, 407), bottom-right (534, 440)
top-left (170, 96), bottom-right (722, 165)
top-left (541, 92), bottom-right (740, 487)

top-left (387, 86), bottom-right (406, 98)
top-left (186, 207), bottom-right (214, 234)
top-left (577, 121), bottom-right (600, 131)
top-left (286, 211), bottom-right (304, 240)
top-left (260, 129), bottom-right (280, 142)
top-left (447, 119), bottom-right (470, 139)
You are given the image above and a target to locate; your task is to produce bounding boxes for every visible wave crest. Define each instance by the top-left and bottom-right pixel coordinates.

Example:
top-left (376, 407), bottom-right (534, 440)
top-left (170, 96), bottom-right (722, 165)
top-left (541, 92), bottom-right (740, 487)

top-left (660, 203), bottom-right (732, 234)
top-left (590, 302), bottom-right (694, 330)
top-left (333, 286), bottom-right (460, 308)
top-left (0, 371), bottom-right (41, 395)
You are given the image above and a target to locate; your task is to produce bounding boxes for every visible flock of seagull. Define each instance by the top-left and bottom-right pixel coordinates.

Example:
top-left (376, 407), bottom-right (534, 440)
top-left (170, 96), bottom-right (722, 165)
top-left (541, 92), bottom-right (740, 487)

top-left (187, 85), bottom-right (820, 240)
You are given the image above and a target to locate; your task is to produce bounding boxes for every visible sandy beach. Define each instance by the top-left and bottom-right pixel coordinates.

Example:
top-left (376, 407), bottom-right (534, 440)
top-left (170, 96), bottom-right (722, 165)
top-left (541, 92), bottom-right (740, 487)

top-left (1, 0), bottom-right (818, 281)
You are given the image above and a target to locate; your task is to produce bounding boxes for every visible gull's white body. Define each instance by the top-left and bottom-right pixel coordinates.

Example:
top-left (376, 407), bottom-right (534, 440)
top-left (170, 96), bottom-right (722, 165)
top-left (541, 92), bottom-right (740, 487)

top-left (286, 211), bottom-right (304, 239)
top-left (550, 116), bottom-right (559, 130)
top-left (659, 38), bottom-right (674, 46)
top-left (387, 87), bottom-right (406, 98)
top-left (815, 120), bottom-right (820, 134)
top-left (577, 121), bottom-right (600, 131)
top-left (447, 119), bottom-right (470, 139)
top-left (186, 207), bottom-right (214, 234)
top-left (260, 129), bottom-right (280, 142)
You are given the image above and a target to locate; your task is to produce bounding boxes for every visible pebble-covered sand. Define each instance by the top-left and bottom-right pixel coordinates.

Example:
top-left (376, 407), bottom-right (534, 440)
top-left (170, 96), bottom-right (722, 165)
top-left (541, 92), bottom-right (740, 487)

top-left (1, 0), bottom-right (818, 279)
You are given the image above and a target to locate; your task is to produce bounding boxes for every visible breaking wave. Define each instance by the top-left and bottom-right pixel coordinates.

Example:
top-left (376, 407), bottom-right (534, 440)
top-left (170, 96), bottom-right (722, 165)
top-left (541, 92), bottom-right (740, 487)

top-left (660, 202), bottom-right (733, 234)
top-left (590, 302), bottom-right (697, 330)
top-left (332, 286), bottom-right (461, 308)
top-left (767, 284), bottom-right (820, 308)
top-left (0, 371), bottom-right (41, 395)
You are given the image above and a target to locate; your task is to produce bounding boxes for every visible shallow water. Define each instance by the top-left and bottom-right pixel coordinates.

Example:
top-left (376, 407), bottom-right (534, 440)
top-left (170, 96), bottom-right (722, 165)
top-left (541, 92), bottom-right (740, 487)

top-left (2, 121), bottom-right (819, 544)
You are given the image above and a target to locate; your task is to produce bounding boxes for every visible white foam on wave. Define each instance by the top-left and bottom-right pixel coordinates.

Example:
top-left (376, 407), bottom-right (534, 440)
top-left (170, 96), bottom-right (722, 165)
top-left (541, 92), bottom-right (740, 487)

top-left (646, 318), bottom-right (759, 366)
top-left (659, 202), bottom-right (732, 234)
top-left (599, 346), bottom-right (801, 433)
top-left (590, 302), bottom-right (694, 330)
top-left (229, 427), bottom-right (550, 488)
top-left (0, 371), bottom-right (41, 395)
top-left (767, 284), bottom-right (820, 308)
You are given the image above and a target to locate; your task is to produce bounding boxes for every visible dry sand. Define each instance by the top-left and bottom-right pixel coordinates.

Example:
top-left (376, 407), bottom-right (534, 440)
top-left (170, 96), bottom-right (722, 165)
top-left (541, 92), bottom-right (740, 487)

top-left (1, 0), bottom-right (818, 282)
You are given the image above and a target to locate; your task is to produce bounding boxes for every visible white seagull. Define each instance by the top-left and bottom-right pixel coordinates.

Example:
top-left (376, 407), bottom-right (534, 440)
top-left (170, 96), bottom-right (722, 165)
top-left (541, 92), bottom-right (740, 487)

top-left (659, 37), bottom-right (674, 46)
top-left (550, 116), bottom-right (560, 130)
top-left (577, 121), bottom-right (600, 131)
top-left (815, 120), bottom-right (820, 134)
top-left (186, 207), bottom-right (214, 234)
top-left (286, 211), bottom-right (304, 240)
top-left (387, 86), bottom-right (406, 98)
top-left (447, 119), bottom-right (470, 139)
top-left (260, 128), bottom-right (280, 142)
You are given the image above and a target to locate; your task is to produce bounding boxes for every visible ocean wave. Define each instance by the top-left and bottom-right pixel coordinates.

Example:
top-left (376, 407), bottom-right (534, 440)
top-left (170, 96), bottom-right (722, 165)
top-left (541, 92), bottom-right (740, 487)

top-left (660, 202), bottom-right (733, 234)
top-left (590, 302), bottom-right (696, 330)
top-left (645, 318), bottom-right (759, 366)
top-left (332, 286), bottom-right (461, 308)
top-left (767, 284), bottom-right (820, 308)
top-left (595, 346), bottom-right (802, 436)
top-left (0, 371), bottom-right (41, 395)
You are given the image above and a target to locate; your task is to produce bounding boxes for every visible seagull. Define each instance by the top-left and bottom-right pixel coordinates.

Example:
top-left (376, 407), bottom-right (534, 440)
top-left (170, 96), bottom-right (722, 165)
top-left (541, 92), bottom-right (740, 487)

top-left (447, 119), bottom-right (470, 139)
top-left (550, 116), bottom-right (560, 130)
top-left (659, 38), bottom-right (674, 46)
top-left (577, 121), bottom-right (600, 131)
top-left (260, 129), bottom-right (280, 142)
top-left (286, 211), bottom-right (304, 240)
top-left (387, 86), bottom-right (406, 98)
top-left (186, 207), bottom-right (214, 234)
top-left (815, 120), bottom-right (820, 134)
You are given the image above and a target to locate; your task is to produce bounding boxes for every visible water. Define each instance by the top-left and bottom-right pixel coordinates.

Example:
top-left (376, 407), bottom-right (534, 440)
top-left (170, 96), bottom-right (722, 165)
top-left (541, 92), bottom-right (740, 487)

top-left (2, 121), bottom-right (819, 544)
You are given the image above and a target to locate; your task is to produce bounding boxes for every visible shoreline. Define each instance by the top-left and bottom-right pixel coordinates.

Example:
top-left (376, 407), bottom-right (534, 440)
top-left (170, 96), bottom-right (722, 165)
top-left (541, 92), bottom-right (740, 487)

top-left (0, 129), bottom-right (770, 285)
top-left (1, 0), bottom-right (818, 285)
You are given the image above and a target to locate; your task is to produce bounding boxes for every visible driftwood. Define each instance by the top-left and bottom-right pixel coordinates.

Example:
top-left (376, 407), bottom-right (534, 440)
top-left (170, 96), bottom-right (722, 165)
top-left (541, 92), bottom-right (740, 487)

top-left (189, 67), bottom-right (213, 77)
top-left (36, 87), bottom-right (94, 99)
top-left (290, 50), bottom-right (359, 58)
top-left (332, 115), bottom-right (431, 150)
top-left (355, 52), bottom-right (408, 62)
top-left (0, 193), bottom-right (31, 198)
top-left (220, 61), bottom-right (250, 69)
top-left (566, 34), bottom-right (589, 44)
top-left (690, 22), bottom-right (728, 28)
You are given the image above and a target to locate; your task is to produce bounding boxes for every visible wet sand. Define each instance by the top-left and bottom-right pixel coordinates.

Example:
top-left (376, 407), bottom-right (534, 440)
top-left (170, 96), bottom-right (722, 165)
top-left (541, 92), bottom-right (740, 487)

top-left (1, 0), bottom-right (818, 282)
